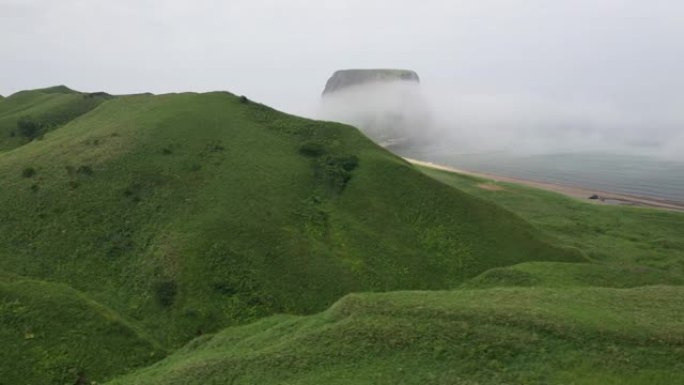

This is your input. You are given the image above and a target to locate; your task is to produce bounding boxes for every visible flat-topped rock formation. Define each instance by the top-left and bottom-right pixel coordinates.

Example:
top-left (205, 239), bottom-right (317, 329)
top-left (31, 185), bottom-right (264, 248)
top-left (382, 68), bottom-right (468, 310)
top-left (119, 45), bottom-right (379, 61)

top-left (322, 69), bottom-right (420, 95)
top-left (318, 69), bottom-right (429, 145)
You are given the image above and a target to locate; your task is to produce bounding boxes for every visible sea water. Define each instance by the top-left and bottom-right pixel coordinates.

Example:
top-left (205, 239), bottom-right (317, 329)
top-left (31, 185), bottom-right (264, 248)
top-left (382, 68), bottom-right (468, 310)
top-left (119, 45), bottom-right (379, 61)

top-left (395, 148), bottom-right (684, 204)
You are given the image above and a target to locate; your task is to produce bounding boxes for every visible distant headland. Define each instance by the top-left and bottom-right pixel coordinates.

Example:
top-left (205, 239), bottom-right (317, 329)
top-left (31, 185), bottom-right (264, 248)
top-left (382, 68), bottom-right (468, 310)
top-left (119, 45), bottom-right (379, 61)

top-left (322, 69), bottom-right (420, 95)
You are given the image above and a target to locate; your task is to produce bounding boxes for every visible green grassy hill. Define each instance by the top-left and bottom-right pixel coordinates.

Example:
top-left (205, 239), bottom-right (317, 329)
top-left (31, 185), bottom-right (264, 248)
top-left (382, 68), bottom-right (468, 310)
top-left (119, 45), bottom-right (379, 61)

top-left (3, 86), bottom-right (683, 384)
top-left (419, 167), bottom-right (684, 281)
top-left (108, 286), bottom-right (684, 385)
top-left (0, 274), bottom-right (164, 385)
top-left (0, 86), bottom-right (112, 151)
top-left (0, 88), bottom-right (583, 382)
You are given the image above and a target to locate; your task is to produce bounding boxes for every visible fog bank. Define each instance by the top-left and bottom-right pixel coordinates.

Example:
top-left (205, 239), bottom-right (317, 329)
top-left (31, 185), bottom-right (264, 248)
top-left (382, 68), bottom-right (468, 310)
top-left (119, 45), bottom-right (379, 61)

top-left (316, 81), bottom-right (684, 161)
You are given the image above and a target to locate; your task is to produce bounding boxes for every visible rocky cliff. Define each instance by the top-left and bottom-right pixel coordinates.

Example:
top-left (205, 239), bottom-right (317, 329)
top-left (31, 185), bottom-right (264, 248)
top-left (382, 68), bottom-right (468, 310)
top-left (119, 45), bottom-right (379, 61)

top-left (319, 69), bottom-right (429, 145)
top-left (322, 69), bottom-right (420, 95)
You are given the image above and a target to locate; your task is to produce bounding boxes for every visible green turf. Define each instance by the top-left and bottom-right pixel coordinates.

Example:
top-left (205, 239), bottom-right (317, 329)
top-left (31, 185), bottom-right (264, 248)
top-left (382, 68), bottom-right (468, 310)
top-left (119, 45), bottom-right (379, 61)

top-left (107, 286), bottom-right (684, 385)
top-left (0, 88), bottom-right (582, 381)
top-left (419, 167), bottom-right (684, 282)
top-left (2, 86), bottom-right (682, 384)
top-left (0, 85), bottom-right (111, 151)
top-left (464, 261), bottom-right (684, 289)
top-left (0, 275), bottom-right (164, 385)
top-left (103, 157), bottom-right (682, 385)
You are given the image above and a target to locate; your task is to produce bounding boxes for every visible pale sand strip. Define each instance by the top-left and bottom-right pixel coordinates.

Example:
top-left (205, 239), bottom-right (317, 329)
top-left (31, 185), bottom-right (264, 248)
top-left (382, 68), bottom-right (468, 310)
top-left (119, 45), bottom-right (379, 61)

top-left (405, 157), bottom-right (684, 213)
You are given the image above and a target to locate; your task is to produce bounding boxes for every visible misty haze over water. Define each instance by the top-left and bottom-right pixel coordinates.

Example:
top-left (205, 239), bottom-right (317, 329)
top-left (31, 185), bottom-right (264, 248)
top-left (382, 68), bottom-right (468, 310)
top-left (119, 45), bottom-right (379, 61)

top-left (316, 81), bottom-right (684, 203)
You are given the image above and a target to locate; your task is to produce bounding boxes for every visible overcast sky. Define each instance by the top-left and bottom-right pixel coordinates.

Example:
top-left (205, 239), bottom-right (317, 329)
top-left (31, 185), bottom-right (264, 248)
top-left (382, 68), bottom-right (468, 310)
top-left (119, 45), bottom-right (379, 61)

top-left (2, 0), bottom-right (683, 155)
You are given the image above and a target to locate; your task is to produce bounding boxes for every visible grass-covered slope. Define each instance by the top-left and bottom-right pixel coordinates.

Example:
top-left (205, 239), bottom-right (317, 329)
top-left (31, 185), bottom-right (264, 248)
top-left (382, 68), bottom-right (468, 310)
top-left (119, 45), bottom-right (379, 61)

top-left (108, 286), bottom-right (684, 385)
top-left (103, 162), bottom-right (684, 385)
top-left (2, 87), bottom-right (682, 384)
top-left (464, 261), bottom-right (684, 289)
top-left (0, 90), bottom-right (578, 350)
top-left (0, 85), bottom-right (112, 151)
top-left (0, 274), bottom-right (164, 385)
top-left (418, 167), bottom-right (684, 279)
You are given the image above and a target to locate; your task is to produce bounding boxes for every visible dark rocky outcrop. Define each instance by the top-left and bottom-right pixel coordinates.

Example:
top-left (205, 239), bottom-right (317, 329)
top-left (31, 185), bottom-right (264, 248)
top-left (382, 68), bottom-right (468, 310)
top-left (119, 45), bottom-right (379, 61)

top-left (322, 69), bottom-right (420, 95)
top-left (319, 69), bottom-right (428, 145)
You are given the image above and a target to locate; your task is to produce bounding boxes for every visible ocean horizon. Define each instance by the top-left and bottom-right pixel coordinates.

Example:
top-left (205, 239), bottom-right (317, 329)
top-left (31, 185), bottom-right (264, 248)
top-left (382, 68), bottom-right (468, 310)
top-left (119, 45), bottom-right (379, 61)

top-left (395, 148), bottom-right (684, 204)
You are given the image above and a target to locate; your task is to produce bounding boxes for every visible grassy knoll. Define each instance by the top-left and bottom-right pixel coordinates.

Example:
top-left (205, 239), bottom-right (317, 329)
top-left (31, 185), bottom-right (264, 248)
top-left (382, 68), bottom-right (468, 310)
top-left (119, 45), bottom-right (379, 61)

top-left (108, 286), bottom-right (684, 385)
top-left (0, 88), bottom-right (580, 381)
top-left (0, 274), bottom-right (164, 385)
top-left (0, 85), bottom-right (111, 151)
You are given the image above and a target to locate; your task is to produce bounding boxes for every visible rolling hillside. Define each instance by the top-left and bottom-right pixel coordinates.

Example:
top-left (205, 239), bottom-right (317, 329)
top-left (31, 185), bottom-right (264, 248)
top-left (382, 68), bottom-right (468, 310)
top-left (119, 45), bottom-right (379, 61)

top-left (109, 286), bottom-right (684, 385)
top-left (419, 166), bottom-right (684, 280)
top-left (0, 274), bottom-right (163, 385)
top-left (0, 86), bottom-right (112, 151)
top-left (0, 88), bottom-right (581, 383)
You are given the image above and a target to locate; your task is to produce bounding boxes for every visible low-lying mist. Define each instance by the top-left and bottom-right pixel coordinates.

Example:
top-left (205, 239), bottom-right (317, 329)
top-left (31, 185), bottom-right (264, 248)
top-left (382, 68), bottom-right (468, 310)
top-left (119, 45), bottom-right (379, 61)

top-left (316, 81), bottom-right (684, 162)
top-left (318, 82), bottom-right (432, 146)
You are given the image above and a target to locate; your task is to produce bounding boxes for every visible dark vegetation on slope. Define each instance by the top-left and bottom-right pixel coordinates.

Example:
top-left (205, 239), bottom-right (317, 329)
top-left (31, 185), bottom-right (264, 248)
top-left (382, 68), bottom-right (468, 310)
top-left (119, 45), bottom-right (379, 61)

top-left (0, 88), bottom-right (581, 382)
top-left (0, 85), bottom-right (113, 150)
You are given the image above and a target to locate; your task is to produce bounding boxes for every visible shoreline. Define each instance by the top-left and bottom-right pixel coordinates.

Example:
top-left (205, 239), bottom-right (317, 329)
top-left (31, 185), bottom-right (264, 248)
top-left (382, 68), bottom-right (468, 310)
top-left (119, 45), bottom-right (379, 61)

top-left (405, 157), bottom-right (684, 213)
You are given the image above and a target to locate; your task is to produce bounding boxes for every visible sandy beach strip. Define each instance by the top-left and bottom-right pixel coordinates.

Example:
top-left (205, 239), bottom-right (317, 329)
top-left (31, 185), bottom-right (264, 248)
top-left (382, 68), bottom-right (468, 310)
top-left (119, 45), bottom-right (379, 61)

top-left (405, 157), bottom-right (684, 213)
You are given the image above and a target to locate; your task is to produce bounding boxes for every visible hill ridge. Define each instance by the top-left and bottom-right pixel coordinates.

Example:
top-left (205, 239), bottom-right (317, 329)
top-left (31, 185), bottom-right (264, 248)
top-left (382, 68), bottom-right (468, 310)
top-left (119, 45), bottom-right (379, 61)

top-left (0, 87), bottom-right (584, 383)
